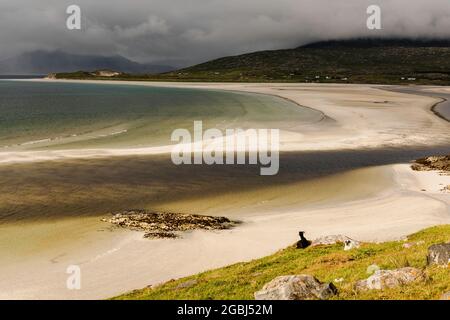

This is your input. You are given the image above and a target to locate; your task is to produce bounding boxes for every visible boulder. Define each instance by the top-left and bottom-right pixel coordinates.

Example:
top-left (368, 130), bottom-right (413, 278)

top-left (355, 267), bottom-right (425, 291)
top-left (176, 279), bottom-right (198, 289)
top-left (311, 235), bottom-right (360, 250)
top-left (403, 240), bottom-right (425, 249)
top-left (254, 275), bottom-right (337, 300)
top-left (427, 243), bottom-right (450, 266)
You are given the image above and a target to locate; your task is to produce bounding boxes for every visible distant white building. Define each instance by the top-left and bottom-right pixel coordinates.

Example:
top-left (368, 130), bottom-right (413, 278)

top-left (91, 70), bottom-right (121, 77)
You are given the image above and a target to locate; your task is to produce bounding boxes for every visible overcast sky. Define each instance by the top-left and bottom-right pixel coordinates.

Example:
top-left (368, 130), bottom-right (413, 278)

top-left (1, 0), bottom-right (449, 66)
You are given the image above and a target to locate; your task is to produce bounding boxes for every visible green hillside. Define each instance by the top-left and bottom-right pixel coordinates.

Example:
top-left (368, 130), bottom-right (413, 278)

top-left (115, 225), bottom-right (450, 300)
top-left (54, 38), bottom-right (450, 85)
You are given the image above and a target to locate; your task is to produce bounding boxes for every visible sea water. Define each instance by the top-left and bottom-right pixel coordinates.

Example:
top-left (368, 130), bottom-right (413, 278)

top-left (0, 80), bottom-right (322, 150)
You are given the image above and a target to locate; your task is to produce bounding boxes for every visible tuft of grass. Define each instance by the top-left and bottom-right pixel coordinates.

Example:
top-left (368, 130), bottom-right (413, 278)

top-left (114, 225), bottom-right (450, 300)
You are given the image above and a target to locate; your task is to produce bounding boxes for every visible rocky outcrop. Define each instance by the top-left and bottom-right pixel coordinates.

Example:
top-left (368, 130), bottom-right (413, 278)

top-left (402, 240), bottom-right (425, 249)
top-left (355, 267), bottom-right (425, 291)
top-left (366, 264), bottom-right (381, 275)
top-left (254, 275), bottom-right (337, 300)
top-left (427, 243), bottom-right (450, 266)
top-left (311, 235), bottom-right (360, 250)
top-left (411, 155), bottom-right (450, 173)
top-left (176, 279), bottom-right (198, 289)
top-left (102, 210), bottom-right (237, 239)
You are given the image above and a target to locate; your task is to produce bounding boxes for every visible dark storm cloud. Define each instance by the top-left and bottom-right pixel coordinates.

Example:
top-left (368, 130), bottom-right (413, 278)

top-left (0, 0), bottom-right (449, 66)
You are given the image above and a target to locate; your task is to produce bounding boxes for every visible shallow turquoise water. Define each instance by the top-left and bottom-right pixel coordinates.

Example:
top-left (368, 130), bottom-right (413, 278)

top-left (0, 80), bottom-right (322, 150)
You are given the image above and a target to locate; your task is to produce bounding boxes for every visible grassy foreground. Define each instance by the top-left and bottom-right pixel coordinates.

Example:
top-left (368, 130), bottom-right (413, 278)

top-left (115, 225), bottom-right (450, 300)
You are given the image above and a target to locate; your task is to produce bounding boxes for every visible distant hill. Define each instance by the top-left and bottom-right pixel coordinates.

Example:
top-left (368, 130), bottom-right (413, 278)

top-left (52, 38), bottom-right (450, 85)
top-left (0, 50), bottom-right (174, 75)
top-left (300, 38), bottom-right (450, 48)
top-left (157, 38), bottom-right (450, 84)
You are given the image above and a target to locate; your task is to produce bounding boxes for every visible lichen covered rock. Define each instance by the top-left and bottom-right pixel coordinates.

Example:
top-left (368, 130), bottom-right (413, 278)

top-left (254, 275), bottom-right (337, 300)
top-left (440, 291), bottom-right (450, 300)
top-left (311, 234), bottom-right (360, 250)
top-left (102, 209), bottom-right (237, 239)
top-left (355, 267), bottom-right (425, 291)
top-left (427, 243), bottom-right (450, 266)
top-left (411, 155), bottom-right (450, 172)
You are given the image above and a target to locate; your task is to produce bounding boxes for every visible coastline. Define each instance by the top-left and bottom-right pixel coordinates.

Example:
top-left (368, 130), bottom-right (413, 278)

top-left (1, 163), bottom-right (448, 300)
top-left (384, 85), bottom-right (450, 123)
top-left (431, 97), bottom-right (450, 122)
top-left (0, 80), bottom-right (449, 299)
top-left (2, 80), bottom-right (450, 164)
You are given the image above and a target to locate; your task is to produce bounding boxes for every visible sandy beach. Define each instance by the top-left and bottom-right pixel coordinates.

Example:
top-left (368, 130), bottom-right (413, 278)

top-left (3, 80), bottom-right (450, 164)
top-left (0, 81), bottom-right (449, 299)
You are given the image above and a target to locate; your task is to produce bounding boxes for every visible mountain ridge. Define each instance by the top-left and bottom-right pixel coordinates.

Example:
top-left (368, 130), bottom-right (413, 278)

top-left (0, 50), bottom-right (174, 75)
top-left (149, 38), bottom-right (448, 84)
top-left (52, 38), bottom-right (450, 85)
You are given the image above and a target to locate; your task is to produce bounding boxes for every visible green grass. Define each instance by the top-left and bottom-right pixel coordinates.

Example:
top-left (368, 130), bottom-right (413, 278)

top-left (114, 225), bottom-right (450, 300)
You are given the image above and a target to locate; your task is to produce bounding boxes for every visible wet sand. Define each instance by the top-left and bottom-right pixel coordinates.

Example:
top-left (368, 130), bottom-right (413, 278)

top-left (386, 86), bottom-right (450, 122)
